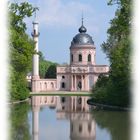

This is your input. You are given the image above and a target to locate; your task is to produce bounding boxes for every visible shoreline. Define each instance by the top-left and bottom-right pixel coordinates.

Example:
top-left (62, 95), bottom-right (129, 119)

top-left (87, 99), bottom-right (131, 111)
top-left (8, 98), bottom-right (30, 105)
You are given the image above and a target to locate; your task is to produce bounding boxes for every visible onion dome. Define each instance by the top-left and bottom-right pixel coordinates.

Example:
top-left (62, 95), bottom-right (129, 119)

top-left (71, 17), bottom-right (94, 46)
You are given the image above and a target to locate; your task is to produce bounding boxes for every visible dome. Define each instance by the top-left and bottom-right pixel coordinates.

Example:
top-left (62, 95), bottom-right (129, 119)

top-left (71, 33), bottom-right (94, 45)
top-left (71, 20), bottom-right (94, 46)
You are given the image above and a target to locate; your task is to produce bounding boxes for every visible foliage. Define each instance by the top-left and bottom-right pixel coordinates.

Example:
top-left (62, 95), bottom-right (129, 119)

top-left (92, 110), bottom-right (130, 140)
top-left (91, 0), bottom-right (131, 107)
top-left (10, 103), bottom-right (31, 140)
top-left (9, 2), bottom-right (36, 101)
top-left (39, 51), bottom-right (57, 78)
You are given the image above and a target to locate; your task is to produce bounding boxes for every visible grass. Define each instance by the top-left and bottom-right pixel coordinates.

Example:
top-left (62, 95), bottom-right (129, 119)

top-left (30, 91), bottom-right (92, 96)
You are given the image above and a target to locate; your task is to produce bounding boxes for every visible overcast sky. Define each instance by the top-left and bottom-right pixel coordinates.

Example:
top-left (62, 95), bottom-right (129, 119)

top-left (12, 0), bottom-right (117, 65)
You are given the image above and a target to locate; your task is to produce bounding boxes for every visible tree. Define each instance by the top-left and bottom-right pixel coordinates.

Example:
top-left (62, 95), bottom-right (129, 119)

top-left (39, 51), bottom-right (57, 78)
top-left (9, 2), bottom-right (37, 100)
top-left (91, 0), bottom-right (131, 107)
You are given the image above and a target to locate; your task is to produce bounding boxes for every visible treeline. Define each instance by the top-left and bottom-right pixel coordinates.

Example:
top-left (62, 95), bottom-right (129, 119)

top-left (39, 52), bottom-right (57, 79)
top-left (91, 0), bottom-right (131, 107)
top-left (9, 2), bottom-right (57, 101)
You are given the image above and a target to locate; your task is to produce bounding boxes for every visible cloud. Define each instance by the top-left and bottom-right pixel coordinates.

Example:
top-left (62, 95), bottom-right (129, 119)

top-left (13, 0), bottom-right (113, 35)
top-left (34, 0), bottom-right (96, 29)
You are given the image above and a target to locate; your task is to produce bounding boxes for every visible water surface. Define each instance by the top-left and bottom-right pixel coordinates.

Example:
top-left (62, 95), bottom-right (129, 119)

top-left (10, 95), bottom-right (130, 140)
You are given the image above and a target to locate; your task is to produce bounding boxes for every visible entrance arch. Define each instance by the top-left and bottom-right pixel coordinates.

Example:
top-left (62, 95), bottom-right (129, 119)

top-left (78, 81), bottom-right (82, 91)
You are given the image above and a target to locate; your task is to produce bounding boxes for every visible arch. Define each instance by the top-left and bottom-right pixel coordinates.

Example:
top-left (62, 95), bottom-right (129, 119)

top-left (44, 82), bottom-right (47, 90)
top-left (79, 54), bottom-right (82, 62)
top-left (61, 82), bottom-right (65, 88)
top-left (79, 124), bottom-right (82, 133)
top-left (51, 97), bottom-right (54, 103)
top-left (78, 97), bottom-right (82, 104)
top-left (88, 123), bottom-right (92, 133)
top-left (88, 54), bottom-right (91, 62)
top-left (51, 82), bottom-right (54, 89)
top-left (61, 97), bottom-right (65, 103)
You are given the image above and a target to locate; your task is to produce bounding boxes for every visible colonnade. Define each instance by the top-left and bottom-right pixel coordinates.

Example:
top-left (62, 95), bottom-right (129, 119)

top-left (71, 74), bottom-right (89, 91)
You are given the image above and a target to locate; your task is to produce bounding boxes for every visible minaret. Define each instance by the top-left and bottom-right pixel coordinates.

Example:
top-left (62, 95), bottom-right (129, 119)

top-left (31, 13), bottom-right (40, 92)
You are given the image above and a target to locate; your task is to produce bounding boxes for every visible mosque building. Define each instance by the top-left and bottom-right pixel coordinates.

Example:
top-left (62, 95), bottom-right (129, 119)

top-left (31, 17), bottom-right (109, 92)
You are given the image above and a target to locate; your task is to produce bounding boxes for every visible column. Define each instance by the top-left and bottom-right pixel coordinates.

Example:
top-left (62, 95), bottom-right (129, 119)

top-left (85, 75), bottom-right (88, 91)
top-left (87, 75), bottom-right (89, 91)
top-left (81, 75), bottom-right (84, 91)
top-left (71, 75), bottom-right (73, 91)
top-left (75, 75), bottom-right (77, 91)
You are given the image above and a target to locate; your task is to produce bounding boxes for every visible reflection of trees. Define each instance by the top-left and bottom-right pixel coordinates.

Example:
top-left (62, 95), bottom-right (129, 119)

top-left (92, 110), bottom-right (130, 140)
top-left (10, 103), bottom-right (31, 140)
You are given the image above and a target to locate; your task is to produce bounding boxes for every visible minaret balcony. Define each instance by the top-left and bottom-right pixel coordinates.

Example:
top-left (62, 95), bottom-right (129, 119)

top-left (31, 32), bottom-right (40, 37)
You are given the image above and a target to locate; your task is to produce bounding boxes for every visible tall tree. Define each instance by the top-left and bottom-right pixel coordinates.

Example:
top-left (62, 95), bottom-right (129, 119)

top-left (9, 2), bottom-right (37, 100)
top-left (92, 0), bottom-right (131, 107)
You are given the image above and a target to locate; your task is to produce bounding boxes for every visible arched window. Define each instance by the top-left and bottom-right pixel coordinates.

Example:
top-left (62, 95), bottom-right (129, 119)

top-left (79, 54), bottom-right (82, 62)
top-left (61, 82), bottom-right (65, 88)
top-left (44, 82), bottom-right (47, 90)
top-left (62, 75), bottom-right (65, 79)
top-left (88, 123), bottom-right (92, 133)
top-left (88, 54), bottom-right (91, 62)
top-left (79, 124), bottom-right (82, 133)
top-left (51, 82), bottom-right (54, 88)
top-left (61, 97), bottom-right (65, 103)
top-left (71, 54), bottom-right (73, 62)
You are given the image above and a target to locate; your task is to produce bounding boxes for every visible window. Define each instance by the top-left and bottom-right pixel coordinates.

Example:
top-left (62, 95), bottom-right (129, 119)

top-left (88, 54), bottom-right (91, 62)
top-left (62, 106), bottom-right (65, 110)
top-left (88, 123), bottom-right (92, 133)
top-left (34, 29), bottom-right (36, 35)
top-left (61, 97), bottom-right (65, 103)
top-left (71, 54), bottom-right (73, 62)
top-left (61, 82), bottom-right (65, 88)
top-left (51, 82), bottom-right (54, 88)
top-left (78, 97), bottom-right (82, 104)
top-left (79, 54), bottom-right (82, 62)
top-left (62, 75), bottom-right (65, 79)
top-left (79, 124), bottom-right (82, 133)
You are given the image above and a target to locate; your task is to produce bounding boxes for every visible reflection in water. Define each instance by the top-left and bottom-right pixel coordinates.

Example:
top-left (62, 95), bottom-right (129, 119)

top-left (31, 96), bottom-right (130, 140)
top-left (92, 110), bottom-right (130, 140)
top-left (31, 96), bottom-right (96, 140)
top-left (10, 103), bottom-right (31, 140)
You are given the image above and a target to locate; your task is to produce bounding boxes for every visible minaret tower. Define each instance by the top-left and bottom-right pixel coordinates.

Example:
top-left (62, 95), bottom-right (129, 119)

top-left (31, 12), bottom-right (40, 92)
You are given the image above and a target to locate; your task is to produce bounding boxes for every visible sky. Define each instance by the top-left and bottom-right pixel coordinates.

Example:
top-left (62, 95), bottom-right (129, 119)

top-left (11, 0), bottom-right (117, 65)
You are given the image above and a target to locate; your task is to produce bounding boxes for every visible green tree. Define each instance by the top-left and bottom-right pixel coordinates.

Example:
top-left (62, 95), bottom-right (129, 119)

top-left (9, 2), bottom-right (37, 101)
top-left (39, 51), bottom-right (57, 78)
top-left (91, 0), bottom-right (131, 107)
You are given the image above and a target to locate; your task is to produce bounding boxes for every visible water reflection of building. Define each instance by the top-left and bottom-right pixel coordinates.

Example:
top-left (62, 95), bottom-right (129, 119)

top-left (56, 96), bottom-right (96, 140)
top-left (31, 96), bottom-right (95, 140)
top-left (31, 96), bottom-right (57, 140)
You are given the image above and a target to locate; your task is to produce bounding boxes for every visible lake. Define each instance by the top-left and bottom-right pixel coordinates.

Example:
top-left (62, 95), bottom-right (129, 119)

top-left (10, 95), bottom-right (130, 140)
